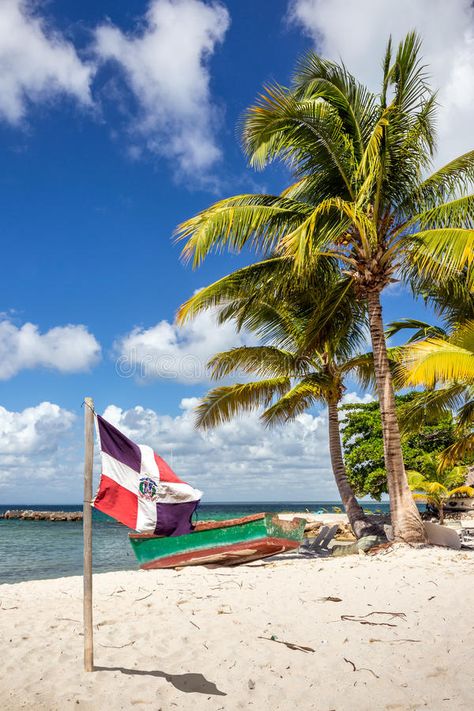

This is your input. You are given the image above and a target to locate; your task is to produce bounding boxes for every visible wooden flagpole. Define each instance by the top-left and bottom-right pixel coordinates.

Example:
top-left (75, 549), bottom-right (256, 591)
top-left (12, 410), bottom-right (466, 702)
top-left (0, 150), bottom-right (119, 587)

top-left (83, 397), bottom-right (94, 672)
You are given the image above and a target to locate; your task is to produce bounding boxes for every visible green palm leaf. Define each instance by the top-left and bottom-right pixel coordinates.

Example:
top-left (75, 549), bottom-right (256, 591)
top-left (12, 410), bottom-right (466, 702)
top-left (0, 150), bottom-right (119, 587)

top-left (261, 375), bottom-right (331, 427)
top-left (407, 228), bottom-right (474, 284)
top-left (207, 346), bottom-right (312, 380)
top-left (195, 378), bottom-right (290, 430)
top-left (177, 195), bottom-right (311, 267)
top-left (402, 321), bottom-right (474, 386)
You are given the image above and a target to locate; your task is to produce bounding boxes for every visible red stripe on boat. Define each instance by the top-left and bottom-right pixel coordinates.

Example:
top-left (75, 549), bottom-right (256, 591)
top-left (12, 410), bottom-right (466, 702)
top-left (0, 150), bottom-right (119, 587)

top-left (94, 474), bottom-right (138, 529)
top-left (139, 537), bottom-right (300, 569)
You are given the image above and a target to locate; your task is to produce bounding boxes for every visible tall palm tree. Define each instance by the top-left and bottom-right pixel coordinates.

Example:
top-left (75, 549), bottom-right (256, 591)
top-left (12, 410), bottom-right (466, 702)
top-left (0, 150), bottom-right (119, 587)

top-left (179, 260), bottom-right (381, 538)
top-left (177, 33), bottom-right (474, 542)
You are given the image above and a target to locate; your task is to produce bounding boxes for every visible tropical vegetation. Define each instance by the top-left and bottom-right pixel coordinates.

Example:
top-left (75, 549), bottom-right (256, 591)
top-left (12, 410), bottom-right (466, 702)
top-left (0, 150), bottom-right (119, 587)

top-left (388, 269), bottom-right (473, 471)
top-left (341, 395), bottom-right (458, 499)
top-left (407, 468), bottom-right (474, 524)
top-left (400, 321), bottom-right (474, 467)
top-left (176, 32), bottom-right (474, 543)
top-left (179, 259), bottom-right (380, 537)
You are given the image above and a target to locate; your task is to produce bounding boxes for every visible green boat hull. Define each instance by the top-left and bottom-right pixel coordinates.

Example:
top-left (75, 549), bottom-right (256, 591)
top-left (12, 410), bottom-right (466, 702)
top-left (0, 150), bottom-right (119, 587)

top-left (129, 513), bottom-right (306, 569)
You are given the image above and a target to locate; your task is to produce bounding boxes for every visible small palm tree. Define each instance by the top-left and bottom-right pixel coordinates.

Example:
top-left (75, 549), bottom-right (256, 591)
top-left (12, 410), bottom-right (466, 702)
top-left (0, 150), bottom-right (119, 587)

top-left (400, 321), bottom-right (474, 466)
top-left (408, 467), bottom-right (474, 524)
top-left (177, 34), bottom-right (474, 542)
top-left (388, 272), bottom-right (474, 469)
top-left (179, 261), bottom-right (380, 538)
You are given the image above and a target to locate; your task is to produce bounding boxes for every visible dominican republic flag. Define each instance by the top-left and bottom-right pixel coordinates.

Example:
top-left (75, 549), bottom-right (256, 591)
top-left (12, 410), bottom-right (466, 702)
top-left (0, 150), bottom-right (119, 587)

top-left (93, 415), bottom-right (202, 536)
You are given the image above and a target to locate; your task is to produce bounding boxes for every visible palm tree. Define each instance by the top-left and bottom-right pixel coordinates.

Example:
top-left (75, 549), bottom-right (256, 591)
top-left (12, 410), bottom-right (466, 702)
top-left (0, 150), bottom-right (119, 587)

top-left (407, 467), bottom-right (474, 524)
top-left (388, 274), bottom-right (473, 469)
top-left (177, 33), bottom-right (474, 542)
top-left (179, 261), bottom-right (381, 538)
top-left (400, 321), bottom-right (474, 466)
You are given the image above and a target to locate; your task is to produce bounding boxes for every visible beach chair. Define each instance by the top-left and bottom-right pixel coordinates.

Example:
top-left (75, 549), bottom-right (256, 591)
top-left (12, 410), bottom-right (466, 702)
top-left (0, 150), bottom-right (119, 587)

top-left (300, 524), bottom-right (339, 557)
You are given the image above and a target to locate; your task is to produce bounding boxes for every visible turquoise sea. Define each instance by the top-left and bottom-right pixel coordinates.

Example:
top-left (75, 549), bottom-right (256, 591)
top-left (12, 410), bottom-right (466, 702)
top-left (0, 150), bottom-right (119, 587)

top-left (0, 502), bottom-right (391, 584)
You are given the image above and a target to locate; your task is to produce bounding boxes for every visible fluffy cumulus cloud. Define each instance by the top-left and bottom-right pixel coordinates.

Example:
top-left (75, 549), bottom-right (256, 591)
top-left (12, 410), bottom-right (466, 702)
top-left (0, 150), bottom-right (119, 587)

top-left (0, 402), bottom-right (77, 495)
top-left (95, 0), bottom-right (230, 176)
top-left (0, 0), bottom-right (93, 123)
top-left (114, 310), bottom-right (251, 384)
top-left (289, 0), bottom-right (474, 166)
top-left (0, 319), bottom-right (101, 379)
top-left (341, 391), bottom-right (374, 406)
top-left (102, 398), bottom-right (339, 500)
top-left (0, 390), bottom-right (371, 501)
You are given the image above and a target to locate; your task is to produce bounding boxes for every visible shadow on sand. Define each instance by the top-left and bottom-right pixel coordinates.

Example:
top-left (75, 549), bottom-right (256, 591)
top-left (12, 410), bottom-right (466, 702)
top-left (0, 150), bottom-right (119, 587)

top-left (94, 666), bottom-right (227, 696)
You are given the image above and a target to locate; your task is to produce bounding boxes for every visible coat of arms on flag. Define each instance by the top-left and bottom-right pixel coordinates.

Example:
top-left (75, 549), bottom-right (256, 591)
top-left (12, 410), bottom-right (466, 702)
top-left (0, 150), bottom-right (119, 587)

top-left (93, 415), bottom-right (202, 536)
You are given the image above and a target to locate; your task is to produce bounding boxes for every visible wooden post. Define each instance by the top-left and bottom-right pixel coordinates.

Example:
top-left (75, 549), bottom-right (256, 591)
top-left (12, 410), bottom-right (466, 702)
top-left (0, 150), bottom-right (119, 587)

top-left (83, 397), bottom-right (94, 672)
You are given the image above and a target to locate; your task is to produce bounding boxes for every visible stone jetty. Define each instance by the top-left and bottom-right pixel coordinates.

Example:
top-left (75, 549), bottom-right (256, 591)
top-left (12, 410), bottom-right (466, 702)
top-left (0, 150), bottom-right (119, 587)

top-left (1, 509), bottom-right (83, 521)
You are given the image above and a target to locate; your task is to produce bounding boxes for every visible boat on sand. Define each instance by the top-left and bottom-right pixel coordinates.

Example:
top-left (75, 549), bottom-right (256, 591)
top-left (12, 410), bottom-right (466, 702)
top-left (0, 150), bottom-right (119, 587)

top-left (129, 513), bottom-right (306, 569)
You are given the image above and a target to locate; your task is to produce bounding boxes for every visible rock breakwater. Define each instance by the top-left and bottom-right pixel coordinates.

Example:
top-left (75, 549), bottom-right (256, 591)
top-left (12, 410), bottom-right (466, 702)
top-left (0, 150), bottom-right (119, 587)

top-left (1, 510), bottom-right (83, 521)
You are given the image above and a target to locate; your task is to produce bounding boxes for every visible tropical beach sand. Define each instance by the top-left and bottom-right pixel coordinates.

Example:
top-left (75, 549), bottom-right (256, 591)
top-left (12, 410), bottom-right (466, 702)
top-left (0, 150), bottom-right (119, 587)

top-left (1, 546), bottom-right (473, 711)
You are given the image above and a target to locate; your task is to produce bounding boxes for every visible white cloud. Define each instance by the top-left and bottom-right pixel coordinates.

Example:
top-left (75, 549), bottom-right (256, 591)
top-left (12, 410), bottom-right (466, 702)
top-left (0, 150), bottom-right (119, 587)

top-left (114, 310), bottom-right (250, 383)
top-left (341, 391), bottom-right (374, 406)
top-left (102, 398), bottom-right (335, 501)
top-left (0, 402), bottom-right (76, 493)
top-left (0, 0), bottom-right (93, 124)
top-left (289, 0), bottom-right (474, 166)
top-left (0, 390), bottom-right (375, 501)
top-left (0, 319), bottom-right (101, 379)
top-left (94, 0), bottom-right (230, 176)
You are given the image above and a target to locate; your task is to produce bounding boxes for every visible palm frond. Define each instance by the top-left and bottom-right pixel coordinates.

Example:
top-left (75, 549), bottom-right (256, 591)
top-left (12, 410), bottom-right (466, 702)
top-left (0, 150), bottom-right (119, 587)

top-left (207, 346), bottom-right (313, 380)
top-left (298, 277), bottom-right (367, 359)
top-left (242, 86), bottom-right (356, 199)
top-left (176, 194), bottom-right (311, 267)
top-left (439, 433), bottom-right (474, 468)
top-left (341, 353), bottom-right (376, 390)
top-left (292, 52), bottom-right (377, 156)
top-left (446, 485), bottom-right (474, 498)
top-left (261, 375), bottom-right (331, 427)
top-left (386, 318), bottom-right (446, 342)
top-left (398, 384), bottom-right (468, 434)
top-left (407, 228), bottom-right (474, 284)
top-left (194, 378), bottom-right (290, 430)
top-left (401, 194), bottom-right (474, 233)
top-left (415, 272), bottom-right (474, 328)
top-left (177, 257), bottom-right (293, 324)
top-left (391, 31), bottom-right (430, 115)
top-left (457, 397), bottom-right (474, 428)
top-left (402, 322), bottom-right (474, 387)
top-left (405, 150), bottom-right (474, 210)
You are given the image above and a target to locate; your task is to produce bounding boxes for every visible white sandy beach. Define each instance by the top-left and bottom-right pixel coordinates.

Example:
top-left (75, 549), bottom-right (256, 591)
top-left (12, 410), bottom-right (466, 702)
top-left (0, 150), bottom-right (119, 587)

top-left (1, 545), bottom-right (473, 711)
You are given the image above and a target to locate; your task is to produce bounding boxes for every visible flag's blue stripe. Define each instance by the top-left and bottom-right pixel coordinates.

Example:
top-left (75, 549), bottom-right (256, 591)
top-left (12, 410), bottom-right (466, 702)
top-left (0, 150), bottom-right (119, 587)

top-left (154, 501), bottom-right (199, 536)
top-left (97, 415), bottom-right (141, 473)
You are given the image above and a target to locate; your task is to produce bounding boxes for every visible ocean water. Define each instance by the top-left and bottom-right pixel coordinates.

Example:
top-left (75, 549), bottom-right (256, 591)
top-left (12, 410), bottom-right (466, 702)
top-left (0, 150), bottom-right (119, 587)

top-left (0, 502), bottom-right (390, 584)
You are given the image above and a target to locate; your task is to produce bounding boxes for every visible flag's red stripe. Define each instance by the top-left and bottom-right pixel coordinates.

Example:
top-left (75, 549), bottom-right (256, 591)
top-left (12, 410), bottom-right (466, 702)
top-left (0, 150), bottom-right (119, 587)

top-left (93, 474), bottom-right (138, 529)
top-left (154, 453), bottom-right (187, 484)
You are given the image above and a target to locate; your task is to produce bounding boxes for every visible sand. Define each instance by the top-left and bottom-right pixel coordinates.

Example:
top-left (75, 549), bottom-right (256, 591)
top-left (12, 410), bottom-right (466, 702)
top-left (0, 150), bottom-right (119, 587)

top-left (1, 545), bottom-right (473, 711)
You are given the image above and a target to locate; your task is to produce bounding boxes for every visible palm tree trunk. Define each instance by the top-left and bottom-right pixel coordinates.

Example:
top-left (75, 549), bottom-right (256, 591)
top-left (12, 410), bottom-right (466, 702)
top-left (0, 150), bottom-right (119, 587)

top-left (327, 399), bottom-right (382, 538)
top-left (366, 290), bottom-right (425, 543)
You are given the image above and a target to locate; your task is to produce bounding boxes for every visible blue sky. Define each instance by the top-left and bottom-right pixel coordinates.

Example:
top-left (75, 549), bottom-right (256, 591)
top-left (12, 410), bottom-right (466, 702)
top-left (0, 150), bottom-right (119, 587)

top-left (1, 0), bottom-right (473, 503)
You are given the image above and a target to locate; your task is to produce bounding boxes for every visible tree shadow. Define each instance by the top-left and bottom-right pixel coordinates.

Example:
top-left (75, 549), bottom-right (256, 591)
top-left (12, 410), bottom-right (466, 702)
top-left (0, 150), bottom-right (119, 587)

top-left (94, 666), bottom-right (227, 696)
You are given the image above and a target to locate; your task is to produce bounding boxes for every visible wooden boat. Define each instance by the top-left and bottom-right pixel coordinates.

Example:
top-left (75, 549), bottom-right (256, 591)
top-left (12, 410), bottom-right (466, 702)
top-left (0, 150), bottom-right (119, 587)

top-left (129, 513), bottom-right (306, 569)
